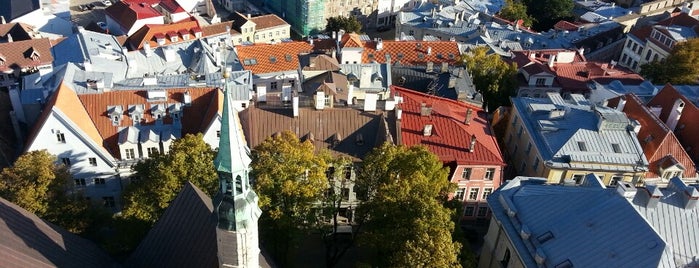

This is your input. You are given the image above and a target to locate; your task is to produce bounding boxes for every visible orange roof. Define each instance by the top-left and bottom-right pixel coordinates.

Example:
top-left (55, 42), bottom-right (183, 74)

top-left (647, 84), bottom-right (699, 164)
top-left (76, 88), bottom-right (220, 158)
top-left (341, 33), bottom-right (363, 48)
top-left (361, 40), bottom-right (462, 65)
top-left (393, 86), bottom-right (505, 166)
top-left (126, 18), bottom-right (199, 50)
top-left (608, 94), bottom-right (696, 178)
top-left (235, 42), bottom-right (313, 74)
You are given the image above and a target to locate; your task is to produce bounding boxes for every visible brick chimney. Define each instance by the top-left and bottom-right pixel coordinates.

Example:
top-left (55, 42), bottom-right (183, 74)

top-left (420, 102), bottom-right (432, 116)
top-left (469, 134), bottom-right (476, 152)
top-left (465, 109), bottom-right (473, 124)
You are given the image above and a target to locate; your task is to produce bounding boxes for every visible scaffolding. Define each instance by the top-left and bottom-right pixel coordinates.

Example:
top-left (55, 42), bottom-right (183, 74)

top-left (266, 0), bottom-right (326, 36)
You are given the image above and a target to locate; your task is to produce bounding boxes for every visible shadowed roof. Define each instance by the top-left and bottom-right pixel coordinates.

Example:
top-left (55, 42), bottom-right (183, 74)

top-left (0, 38), bottom-right (53, 72)
top-left (647, 84), bottom-right (699, 164)
top-left (235, 42), bottom-right (313, 74)
top-left (0, 196), bottom-right (115, 267)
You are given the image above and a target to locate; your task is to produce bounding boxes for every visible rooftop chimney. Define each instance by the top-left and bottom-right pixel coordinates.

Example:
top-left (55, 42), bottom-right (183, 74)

top-left (376, 38), bottom-right (383, 51)
top-left (420, 103), bottom-right (432, 116)
top-left (183, 90), bottom-right (192, 105)
top-left (616, 96), bottom-right (626, 112)
top-left (469, 134), bottom-right (476, 152)
top-left (427, 46), bottom-right (432, 55)
top-left (292, 95), bottom-right (299, 117)
top-left (669, 177), bottom-right (699, 209)
top-left (396, 105), bottom-right (402, 120)
top-left (6, 33), bottom-right (12, 42)
top-left (465, 109), bottom-right (473, 124)
top-left (547, 54), bottom-right (556, 68)
top-left (616, 181), bottom-right (637, 198)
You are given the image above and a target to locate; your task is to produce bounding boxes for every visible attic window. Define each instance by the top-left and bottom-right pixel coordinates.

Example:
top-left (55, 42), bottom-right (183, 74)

top-left (243, 58), bottom-right (258, 66)
top-left (269, 56), bottom-right (277, 63)
top-left (611, 143), bottom-right (621, 153)
top-left (436, 53), bottom-right (443, 59)
top-left (537, 231), bottom-right (554, 244)
top-left (448, 53), bottom-right (455, 59)
top-left (285, 54), bottom-right (292, 62)
top-left (577, 141), bottom-right (587, 151)
top-left (368, 53), bottom-right (374, 59)
top-left (396, 53), bottom-right (404, 60)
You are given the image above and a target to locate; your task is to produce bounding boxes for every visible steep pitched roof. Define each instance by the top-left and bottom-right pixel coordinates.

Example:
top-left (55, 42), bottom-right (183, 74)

top-left (647, 84), bottom-right (699, 163)
top-left (235, 42), bottom-right (313, 74)
top-left (0, 22), bottom-right (35, 42)
top-left (340, 33), bottom-right (363, 48)
top-left (105, 1), bottom-right (162, 31)
top-left (159, 0), bottom-right (185, 13)
top-left (125, 182), bottom-right (218, 267)
top-left (607, 94), bottom-right (696, 179)
top-left (0, 38), bottom-right (53, 72)
top-left (126, 17), bottom-right (200, 50)
top-left (393, 86), bottom-right (505, 166)
top-left (0, 0), bottom-right (39, 21)
top-left (361, 40), bottom-right (461, 65)
top-left (0, 196), bottom-right (115, 267)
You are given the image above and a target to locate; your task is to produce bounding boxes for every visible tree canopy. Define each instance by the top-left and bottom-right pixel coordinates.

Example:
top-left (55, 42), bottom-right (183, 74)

top-left (462, 46), bottom-right (518, 112)
top-left (523, 0), bottom-right (574, 31)
top-left (325, 16), bottom-right (362, 33)
top-left (355, 143), bottom-right (461, 267)
top-left (640, 38), bottom-right (699, 84)
top-left (121, 133), bottom-right (218, 224)
top-left (498, 0), bottom-right (534, 28)
top-left (250, 130), bottom-right (330, 265)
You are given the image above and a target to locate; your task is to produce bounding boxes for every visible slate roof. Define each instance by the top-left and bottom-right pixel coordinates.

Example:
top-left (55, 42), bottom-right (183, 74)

top-left (647, 84), bottom-right (699, 164)
top-left (629, 12), bottom-right (699, 53)
top-left (0, 196), bottom-right (115, 267)
top-left (0, 38), bottom-right (53, 72)
top-left (125, 182), bottom-right (218, 267)
top-left (394, 86), bottom-right (505, 166)
top-left (512, 93), bottom-right (648, 171)
top-left (488, 176), bottom-right (681, 268)
top-left (239, 107), bottom-right (389, 160)
top-left (607, 94), bottom-right (697, 179)
top-left (235, 41), bottom-right (313, 74)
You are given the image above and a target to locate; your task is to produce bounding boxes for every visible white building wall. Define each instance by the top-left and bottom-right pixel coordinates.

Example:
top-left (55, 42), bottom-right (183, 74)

top-left (255, 25), bottom-right (291, 44)
top-left (202, 116), bottom-right (223, 150)
top-left (340, 48), bottom-right (363, 64)
top-left (127, 16), bottom-right (165, 36)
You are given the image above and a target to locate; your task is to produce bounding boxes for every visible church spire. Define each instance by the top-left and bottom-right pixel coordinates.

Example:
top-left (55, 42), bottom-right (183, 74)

top-left (214, 70), bottom-right (261, 268)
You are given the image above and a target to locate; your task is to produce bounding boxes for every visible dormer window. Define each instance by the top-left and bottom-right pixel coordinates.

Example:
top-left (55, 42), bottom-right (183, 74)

top-left (0, 55), bottom-right (5, 66)
top-left (168, 103), bottom-right (182, 120)
top-left (151, 104), bottom-right (166, 120)
top-left (167, 31), bottom-right (178, 42)
top-left (128, 104), bottom-right (145, 125)
top-left (154, 33), bottom-right (166, 45)
top-left (107, 105), bottom-right (123, 126)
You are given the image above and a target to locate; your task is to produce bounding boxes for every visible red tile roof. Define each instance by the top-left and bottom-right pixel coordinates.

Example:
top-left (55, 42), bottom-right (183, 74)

top-left (554, 20), bottom-right (581, 31)
top-left (27, 85), bottom-right (222, 159)
top-left (647, 84), bottom-right (699, 164)
top-left (105, 1), bottom-right (162, 31)
top-left (126, 17), bottom-right (199, 50)
top-left (340, 33), bottom-right (363, 48)
top-left (629, 12), bottom-right (699, 50)
top-left (361, 40), bottom-right (462, 65)
top-left (393, 86), bottom-right (505, 166)
top-left (0, 38), bottom-right (53, 72)
top-left (159, 0), bottom-right (185, 13)
top-left (235, 42), bottom-right (313, 74)
top-left (200, 21), bottom-right (239, 37)
top-left (608, 94), bottom-right (696, 178)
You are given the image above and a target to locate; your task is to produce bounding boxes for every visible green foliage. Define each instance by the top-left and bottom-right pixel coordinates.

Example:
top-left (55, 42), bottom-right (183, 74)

top-left (523, 0), bottom-right (574, 31)
top-left (640, 38), bottom-right (699, 84)
top-left (355, 143), bottom-right (461, 267)
top-left (462, 46), bottom-right (518, 112)
top-left (498, 0), bottom-right (534, 27)
top-left (325, 16), bottom-right (362, 33)
top-left (122, 133), bottom-right (217, 224)
top-left (250, 130), bottom-right (330, 265)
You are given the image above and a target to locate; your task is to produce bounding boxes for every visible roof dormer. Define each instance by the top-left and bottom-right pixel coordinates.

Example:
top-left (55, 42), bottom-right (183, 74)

top-left (25, 47), bottom-right (40, 61)
top-left (107, 105), bottom-right (123, 126)
top-left (151, 103), bottom-right (167, 120)
top-left (128, 104), bottom-right (145, 125)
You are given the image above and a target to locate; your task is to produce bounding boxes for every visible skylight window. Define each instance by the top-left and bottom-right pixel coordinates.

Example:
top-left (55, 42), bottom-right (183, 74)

top-left (368, 53), bottom-right (374, 59)
top-left (396, 53), bottom-right (404, 60)
top-left (417, 52), bottom-right (424, 59)
top-left (285, 54), bottom-right (292, 62)
top-left (269, 56), bottom-right (277, 63)
top-left (577, 141), bottom-right (587, 151)
top-left (537, 231), bottom-right (554, 244)
top-left (436, 53), bottom-right (443, 59)
top-left (611, 143), bottom-right (621, 153)
top-left (448, 53), bottom-right (455, 59)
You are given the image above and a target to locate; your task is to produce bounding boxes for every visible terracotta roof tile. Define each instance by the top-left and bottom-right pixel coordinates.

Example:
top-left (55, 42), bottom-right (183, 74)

top-left (362, 40), bottom-right (462, 65)
top-left (159, 0), bottom-right (184, 13)
top-left (608, 94), bottom-right (696, 178)
top-left (126, 18), bottom-right (199, 50)
top-left (0, 22), bottom-right (35, 41)
top-left (341, 33), bottom-right (363, 48)
top-left (201, 21), bottom-right (238, 37)
top-left (0, 38), bottom-right (53, 72)
top-left (249, 14), bottom-right (288, 30)
top-left (235, 42), bottom-right (313, 74)
top-left (393, 86), bottom-right (505, 166)
top-left (554, 20), bottom-right (581, 31)
top-left (648, 84), bottom-right (699, 164)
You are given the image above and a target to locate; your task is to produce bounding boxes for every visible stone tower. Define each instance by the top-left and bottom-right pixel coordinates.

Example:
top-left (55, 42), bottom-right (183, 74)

top-left (214, 70), bottom-right (261, 268)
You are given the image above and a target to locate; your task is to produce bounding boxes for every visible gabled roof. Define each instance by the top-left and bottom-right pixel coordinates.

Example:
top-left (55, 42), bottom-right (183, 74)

top-left (126, 182), bottom-right (218, 267)
top-left (340, 33), bottom-right (364, 48)
top-left (629, 12), bottom-right (699, 49)
top-left (647, 84), bottom-right (699, 163)
top-left (0, 0), bottom-right (39, 21)
top-left (607, 94), bottom-right (696, 179)
top-left (0, 22), bottom-right (36, 42)
top-left (235, 41), bottom-right (313, 74)
top-left (126, 17), bottom-right (200, 50)
top-left (0, 38), bottom-right (53, 72)
top-left (249, 14), bottom-right (288, 30)
top-left (105, 1), bottom-right (162, 31)
top-left (159, 0), bottom-right (185, 13)
top-left (200, 21), bottom-right (239, 37)
top-left (393, 86), bottom-right (505, 166)
top-left (361, 40), bottom-right (462, 66)
top-left (0, 196), bottom-right (115, 267)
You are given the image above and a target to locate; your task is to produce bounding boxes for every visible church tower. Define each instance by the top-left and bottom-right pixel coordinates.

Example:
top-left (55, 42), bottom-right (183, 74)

top-left (214, 70), bottom-right (261, 268)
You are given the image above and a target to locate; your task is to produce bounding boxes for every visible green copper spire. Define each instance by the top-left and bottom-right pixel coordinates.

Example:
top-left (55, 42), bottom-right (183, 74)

top-left (214, 71), bottom-right (252, 175)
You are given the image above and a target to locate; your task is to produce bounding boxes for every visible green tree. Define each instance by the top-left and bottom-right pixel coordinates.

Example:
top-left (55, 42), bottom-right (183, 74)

top-left (319, 156), bottom-right (355, 268)
top-left (122, 133), bottom-right (217, 224)
top-left (523, 0), bottom-right (574, 31)
top-left (355, 143), bottom-right (461, 267)
top-left (0, 150), bottom-right (105, 234)
top-left (251, 131), bottom-right (330, 266)
top-left (498, 0), bottom-right (534, 28)
top-left (325, 16), bottom-right (362, 33)
top-left (462, 46), bottom-right (518, 112)
top-left (640, 38), bottom-right (699, 84)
